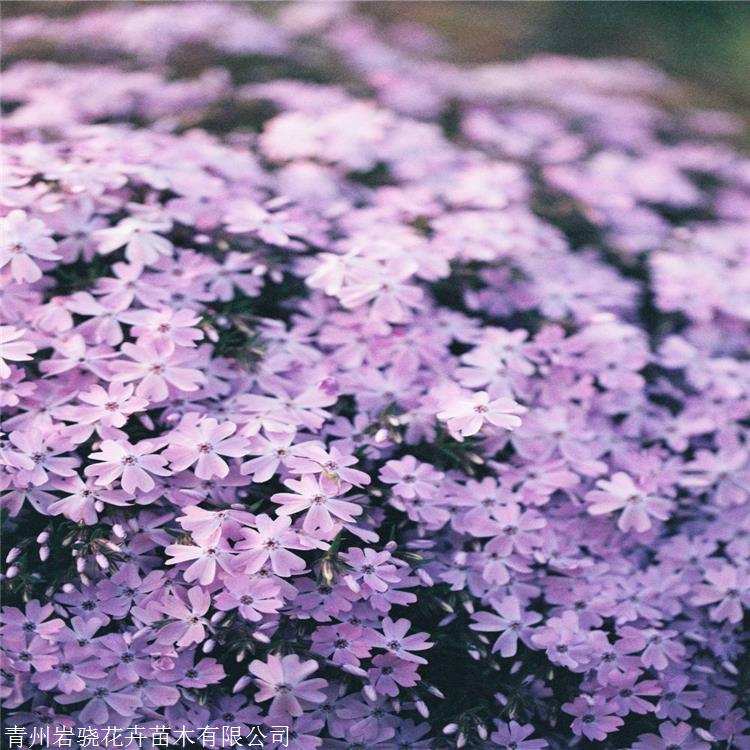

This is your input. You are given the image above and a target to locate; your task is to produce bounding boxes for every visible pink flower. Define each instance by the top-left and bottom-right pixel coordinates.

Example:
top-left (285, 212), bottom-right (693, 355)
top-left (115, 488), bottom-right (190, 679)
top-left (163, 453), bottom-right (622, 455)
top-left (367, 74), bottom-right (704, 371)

top-left (214, 575), bottom-right (283, 622)
top-left (490, 721), bottom-right (548, 750)
top-left (0, 366), bottom-right (35, 407)
top-left (339, 260), bottom-right (424, 323)
top-left (235, 514), bottom-right (306, 577)
top-left (586, 472), bottom-right (673, 532)
top-left (272, 475), bottom-right (362, 534)
top-left (311, 623), bottom-right (374, 667)
top-left (66, 382), bottom-right (148, 428)
top-left (176, 505), bottom-right (254, 547)
top-left (373, 617), bottom-right (433, 664)
top-left (164, 416), bottom-right (247, 480)
top-left (480, 503), bottom-right (546, 556)
top-left (632, 721), bottom-right (710, 750)
top-left (470, 596), bottom-right (542, 657)
top-left (0, 327), bottom-right (37, 379)
top-left (379, 455), bottom-right (443, 499)
top-left (562, 696), bottom-right (624, 741)
top-left (530, 611), bottom-right (587, 670)
top-left (47, 198), bottom-right (107, 263)
top-left (153, 587), bottom-right (211, 648)
top-left (286, 442), bottom-right (371, 491)
top-left (438, 390), bottom-right (526, 439)
top-left (618, 627), bottom-right (686, 671)
top-left (367, 653), bottom-right (419, 697)
top-left (2, 634), bottom-right (59, 673)
top-left (0, 209), bottom-right (60, 283)
top-left (240, 429), bottom-right (300, 482)
top-left (8, 428), bottom-right (78, 486)
top-left (457, 329), bottom-right (535, 386)
top-left (85, 439), bottom-right (169, 493)
top-left (164, 540), bottom-right (234, 585)
top-left (249, 654), bottom-right (327, 717)
top-left (110, 340), bottom-right (204, 402)
top-left (93, 217), bottom-right (173, 266)
top-left (55, 679), bottom-right (140, 725)
top-left (223, 200), bottom-right (299, 246)
top-left (48, 475), bottom-right (130, 525)
top-left (682, 446), bottom-right (750, 507)
top-left (343, 548), bottom-right (400, 594)
top-left (32, 644), bottom-right (107, 694)
top-left (239, 386), bottom-right (336, 432)
top-left (206, 251), bottom-right (263, 301)
top-left (38, 334), bottom-right (116, 378)
top-left (1, 600), bottom-right (65, 640)
top-left (66, 292), bottom-right (131, 346)
top-left (691, 564), bottom-right (750, 623)
top-left (119, 307), bottom-right (204, 348)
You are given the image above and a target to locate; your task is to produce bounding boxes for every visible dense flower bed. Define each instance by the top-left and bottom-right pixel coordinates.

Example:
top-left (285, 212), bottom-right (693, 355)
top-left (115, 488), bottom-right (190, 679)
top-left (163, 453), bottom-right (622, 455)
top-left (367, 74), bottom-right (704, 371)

top-left (1, 4), bottom-right (749, 749)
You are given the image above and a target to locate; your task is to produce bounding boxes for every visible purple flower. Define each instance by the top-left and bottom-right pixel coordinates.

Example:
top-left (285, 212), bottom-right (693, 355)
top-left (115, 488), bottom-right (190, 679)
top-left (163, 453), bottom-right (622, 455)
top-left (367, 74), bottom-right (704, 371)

top-left (437, 390), bottom-right (526, 439)
top-left (164, 415), bottom-right (247, 480)
top-left (372, 617), bottom-right (433, 665)
top-left (691, 563), bottom-right (750, 623)
top-left (470, 596), bottom-right (542, 657)
top-left (587, 472), bottom-right (673, 533)
top-left (235, 513), bottom-right (307, 576)
top-left (562, 696), bottom-right (624, 741)
top-left (491, 720), bottom-right (548, 750)
top-left (2, 2), bottom-right (749, 742)
top-left (86, 438), bottom-right (169, 494)
top-left (632, 721), bottom-right (710, 750)
top-left (0, 327), bottom-right (37, 379)
top-left (272, 475), bottom-right (363, 534)
top-left (1, 209), bottom-right (60, 283)
top-left (249, 654), bottom-right (327, 717)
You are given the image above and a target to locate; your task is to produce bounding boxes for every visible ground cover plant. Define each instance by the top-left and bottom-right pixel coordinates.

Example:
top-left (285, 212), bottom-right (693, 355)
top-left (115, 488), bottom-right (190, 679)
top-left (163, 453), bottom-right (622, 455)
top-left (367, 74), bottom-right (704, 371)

top-left (1, 4), bottom-right (749, 748)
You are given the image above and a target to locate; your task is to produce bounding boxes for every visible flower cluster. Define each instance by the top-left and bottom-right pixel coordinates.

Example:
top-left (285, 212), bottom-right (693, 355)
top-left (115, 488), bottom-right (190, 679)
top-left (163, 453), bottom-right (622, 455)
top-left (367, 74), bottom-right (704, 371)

top-left (1, 4), bottom-right (749, 749)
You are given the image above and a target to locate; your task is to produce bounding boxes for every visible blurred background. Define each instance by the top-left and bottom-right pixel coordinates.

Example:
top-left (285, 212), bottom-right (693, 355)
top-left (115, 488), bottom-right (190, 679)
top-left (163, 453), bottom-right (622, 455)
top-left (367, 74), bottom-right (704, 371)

top-left (5, 1), bottom-right (750, 120)
top-left (362, 2), bottom-right (750, 115)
